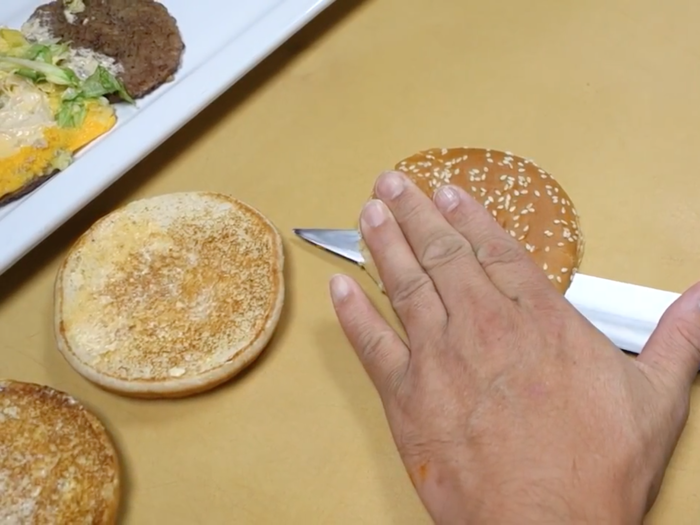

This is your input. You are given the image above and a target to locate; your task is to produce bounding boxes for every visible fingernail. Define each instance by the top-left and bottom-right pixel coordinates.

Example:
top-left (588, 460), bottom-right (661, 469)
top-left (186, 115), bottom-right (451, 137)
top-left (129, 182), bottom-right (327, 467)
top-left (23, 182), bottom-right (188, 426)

top-left (375, 171), bottom-right (406, 200)
top-left (361, 199), bottom-right (387, 228)
top-left (330, 274), bottom-right (352, 302)
top-left (434, 185), bottom-right (460, 213)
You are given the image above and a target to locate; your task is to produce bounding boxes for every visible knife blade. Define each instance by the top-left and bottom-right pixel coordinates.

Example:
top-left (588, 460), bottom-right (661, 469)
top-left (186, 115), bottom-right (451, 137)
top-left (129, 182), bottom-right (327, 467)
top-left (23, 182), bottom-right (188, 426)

top-left (291, 226), bottom-right (683, 356)
top-left (293, 228), bottom-right (364, 265)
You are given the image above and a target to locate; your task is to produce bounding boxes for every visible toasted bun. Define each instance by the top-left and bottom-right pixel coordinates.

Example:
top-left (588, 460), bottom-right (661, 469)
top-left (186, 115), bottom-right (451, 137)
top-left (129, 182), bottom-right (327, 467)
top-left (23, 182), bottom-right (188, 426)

top-left (54, 192), bottom-right (285, 398)
top-left (360, 148), bottom-right (584, 294)
top-left (0, 380), bottom-right (120, 523)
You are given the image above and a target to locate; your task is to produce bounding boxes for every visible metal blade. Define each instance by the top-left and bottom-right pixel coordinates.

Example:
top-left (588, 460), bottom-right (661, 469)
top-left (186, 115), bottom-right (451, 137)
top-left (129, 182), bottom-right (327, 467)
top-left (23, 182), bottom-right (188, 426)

top-left (293, 228), bottom-right (365, 265)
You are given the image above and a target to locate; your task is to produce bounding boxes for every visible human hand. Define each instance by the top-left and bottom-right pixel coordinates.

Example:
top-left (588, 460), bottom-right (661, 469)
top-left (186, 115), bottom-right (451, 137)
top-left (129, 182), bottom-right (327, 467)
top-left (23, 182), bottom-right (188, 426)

top-left (329, 170), bottom-right (700, 524)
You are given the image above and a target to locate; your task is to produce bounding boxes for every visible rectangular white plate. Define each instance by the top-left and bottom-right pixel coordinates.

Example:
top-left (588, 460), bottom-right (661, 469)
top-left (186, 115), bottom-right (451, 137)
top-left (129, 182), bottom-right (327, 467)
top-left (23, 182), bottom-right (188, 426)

top-left (0, 0), bottom-right (335, 274)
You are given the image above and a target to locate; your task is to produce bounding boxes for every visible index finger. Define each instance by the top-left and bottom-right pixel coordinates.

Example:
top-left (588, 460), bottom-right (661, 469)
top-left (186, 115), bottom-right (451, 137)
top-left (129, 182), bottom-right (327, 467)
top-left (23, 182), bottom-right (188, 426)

top-left (435, 185), bottom-right (557, 303)
top-left (373, 171), bottom-right (501, 314)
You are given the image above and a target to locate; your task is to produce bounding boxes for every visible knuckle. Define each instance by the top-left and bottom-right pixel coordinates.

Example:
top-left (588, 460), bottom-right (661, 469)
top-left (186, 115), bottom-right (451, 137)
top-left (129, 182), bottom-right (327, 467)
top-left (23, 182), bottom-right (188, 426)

top-left (395, 197), bottom-right (424, 225)
top-left (473, 305), bottom-right (518, 343)
top-left (420, 233), bottom-right (472, 272)
top-left (475, 236), bottom-right (526, 270)
top-left (671, 315), bottom-right (700, 355)
top-left (391, 272), bottom-right (435, 311)
top-left (355, 329), bottom-right (406, 392)
top-left (356, 327), bottom-right (394, 363)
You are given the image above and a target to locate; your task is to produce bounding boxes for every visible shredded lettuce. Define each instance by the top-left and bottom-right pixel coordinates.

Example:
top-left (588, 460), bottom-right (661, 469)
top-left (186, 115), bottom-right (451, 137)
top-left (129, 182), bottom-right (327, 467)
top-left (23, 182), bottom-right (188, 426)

top-left (0, 29), bottom-right (27, 51)
top-left (0, 56), bottom-right (79, 86)
top-left (64, 0), bottom-right (86, 15)
top-left (0, 26), bottom-right (134, 128)
top-left (81, 66), bottom-right (133, 103)
top-left (0, 54), bottom-right (134, 128)
top-left (51, 149), bottom-right (74, 171)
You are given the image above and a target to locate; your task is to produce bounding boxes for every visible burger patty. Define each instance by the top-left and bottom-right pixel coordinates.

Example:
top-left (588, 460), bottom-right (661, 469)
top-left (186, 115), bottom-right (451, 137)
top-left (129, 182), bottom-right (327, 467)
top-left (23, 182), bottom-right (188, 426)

top-left (28, 0), bottom-right (185, 99)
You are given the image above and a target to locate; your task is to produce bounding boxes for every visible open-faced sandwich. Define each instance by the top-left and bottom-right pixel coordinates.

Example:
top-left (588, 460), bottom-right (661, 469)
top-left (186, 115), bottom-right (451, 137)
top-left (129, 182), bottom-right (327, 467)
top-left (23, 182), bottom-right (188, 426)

top-left (0, 26), bottom-right (132, 205)
top-left (0, 0), bottom-right (185, 207)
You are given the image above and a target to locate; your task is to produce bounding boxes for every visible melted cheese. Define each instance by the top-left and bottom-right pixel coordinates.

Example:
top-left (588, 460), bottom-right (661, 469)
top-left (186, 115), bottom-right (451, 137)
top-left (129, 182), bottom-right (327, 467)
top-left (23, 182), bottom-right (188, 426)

top-left (0, 77), bottom-right (116, 198)
top-left (0, 79), bottom-right (54, 158)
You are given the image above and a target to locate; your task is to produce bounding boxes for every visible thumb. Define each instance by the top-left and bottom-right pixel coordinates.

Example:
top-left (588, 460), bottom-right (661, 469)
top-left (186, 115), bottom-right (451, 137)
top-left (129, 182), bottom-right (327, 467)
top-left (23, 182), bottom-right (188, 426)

top-left (637, 282), bottom-right (700, 389)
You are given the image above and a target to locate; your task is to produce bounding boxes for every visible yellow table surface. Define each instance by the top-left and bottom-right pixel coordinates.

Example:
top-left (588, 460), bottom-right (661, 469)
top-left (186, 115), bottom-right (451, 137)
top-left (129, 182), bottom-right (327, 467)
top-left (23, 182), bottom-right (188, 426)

top-left (2, 0), bottom-right (700, 522)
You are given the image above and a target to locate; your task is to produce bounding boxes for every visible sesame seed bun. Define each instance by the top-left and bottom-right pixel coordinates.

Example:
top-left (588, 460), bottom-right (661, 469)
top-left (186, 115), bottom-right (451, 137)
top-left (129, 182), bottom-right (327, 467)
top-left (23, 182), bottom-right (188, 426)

top-left (0, 380), bottom-right (120, 524)
top-left (360, 148), bottom-right (584, 294)
top-left (54, 192), bottom-right (285, 399)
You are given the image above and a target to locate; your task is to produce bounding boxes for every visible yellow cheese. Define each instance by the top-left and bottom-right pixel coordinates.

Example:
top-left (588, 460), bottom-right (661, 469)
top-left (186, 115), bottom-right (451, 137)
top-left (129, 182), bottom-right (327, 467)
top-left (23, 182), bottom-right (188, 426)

top-left (0, 76), bottom-right (116, 200)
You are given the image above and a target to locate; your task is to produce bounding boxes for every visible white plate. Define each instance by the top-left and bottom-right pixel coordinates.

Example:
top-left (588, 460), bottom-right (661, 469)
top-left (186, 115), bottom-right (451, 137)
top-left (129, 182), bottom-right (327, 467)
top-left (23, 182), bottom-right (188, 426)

top-left (0, 0), bottom-right (334, 275)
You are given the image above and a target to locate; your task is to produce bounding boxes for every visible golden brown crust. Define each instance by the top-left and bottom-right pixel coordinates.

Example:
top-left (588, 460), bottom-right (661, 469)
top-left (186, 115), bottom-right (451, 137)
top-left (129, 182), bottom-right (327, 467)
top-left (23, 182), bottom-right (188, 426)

top-left (0, 380), bottom-right (120, 524)
top-left (54, 192), bottom-right (285, 398)
top-left (361, 148), bottom-right (584, 294)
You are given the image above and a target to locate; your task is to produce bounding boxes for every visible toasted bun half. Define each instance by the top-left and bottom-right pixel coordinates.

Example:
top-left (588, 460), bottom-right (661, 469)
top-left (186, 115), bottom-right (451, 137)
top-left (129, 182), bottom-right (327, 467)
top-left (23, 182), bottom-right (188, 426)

top-left (54, 192), bottom-right (285, 398)
top-left (360, 148), bottom-right (584, 294)
top-left (0, 380), bottom-right (120, 524)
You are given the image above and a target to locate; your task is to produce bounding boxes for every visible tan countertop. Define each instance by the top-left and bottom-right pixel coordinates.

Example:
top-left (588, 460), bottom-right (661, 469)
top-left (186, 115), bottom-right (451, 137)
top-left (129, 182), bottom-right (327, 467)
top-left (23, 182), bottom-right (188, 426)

top-left (2, 0), bottom-right (700, 522)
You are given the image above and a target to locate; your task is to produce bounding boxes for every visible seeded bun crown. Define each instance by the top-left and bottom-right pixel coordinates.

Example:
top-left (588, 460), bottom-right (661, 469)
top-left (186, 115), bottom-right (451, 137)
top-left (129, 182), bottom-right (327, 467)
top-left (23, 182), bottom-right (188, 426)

top-left (361, 147), bottom-right (584, 294)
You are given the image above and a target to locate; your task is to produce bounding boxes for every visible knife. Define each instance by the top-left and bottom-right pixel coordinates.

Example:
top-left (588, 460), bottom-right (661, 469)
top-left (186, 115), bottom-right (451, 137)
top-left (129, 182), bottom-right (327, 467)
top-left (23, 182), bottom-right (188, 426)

top-left (293, 227), bottom-right (682, 356)
top-left (293, 228), bottom-right (365, 265)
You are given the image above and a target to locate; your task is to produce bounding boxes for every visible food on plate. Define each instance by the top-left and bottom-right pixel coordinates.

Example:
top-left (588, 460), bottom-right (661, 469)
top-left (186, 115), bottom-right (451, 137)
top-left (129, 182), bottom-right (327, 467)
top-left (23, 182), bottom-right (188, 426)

top-left (54, 192), bottom-right (285, 398)
top-left (0, 26), bottom-right (133, 206)
top-left (0, 379), bottom-right (120, 524)
top-left (27, 0), bottom-right (185, 99)
top-left (359, 147), bottom-right (584, 294)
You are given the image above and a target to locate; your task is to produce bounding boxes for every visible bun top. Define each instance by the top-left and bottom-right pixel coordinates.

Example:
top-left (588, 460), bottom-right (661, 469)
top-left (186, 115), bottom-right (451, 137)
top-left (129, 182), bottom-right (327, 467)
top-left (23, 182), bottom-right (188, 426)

top-left (54, 192), bottom-right (285, 397)
top-left (365, 147), bottom-right (584, 294)
top-left (0, 380), bottom-right (120, 523)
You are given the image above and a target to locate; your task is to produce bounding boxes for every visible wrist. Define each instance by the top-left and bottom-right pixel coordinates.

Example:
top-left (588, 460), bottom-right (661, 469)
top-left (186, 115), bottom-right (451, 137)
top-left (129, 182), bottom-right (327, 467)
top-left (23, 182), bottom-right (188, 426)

top-left (419, 469), bottom-right (645, 525)
top-left (463, 476), bottom-right (646, 525)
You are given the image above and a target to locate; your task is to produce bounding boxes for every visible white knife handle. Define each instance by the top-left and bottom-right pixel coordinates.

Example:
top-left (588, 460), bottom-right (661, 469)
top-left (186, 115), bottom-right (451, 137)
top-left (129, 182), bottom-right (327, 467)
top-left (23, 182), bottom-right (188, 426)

top-left (566, 274), bottom-right (679, 354)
